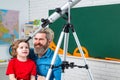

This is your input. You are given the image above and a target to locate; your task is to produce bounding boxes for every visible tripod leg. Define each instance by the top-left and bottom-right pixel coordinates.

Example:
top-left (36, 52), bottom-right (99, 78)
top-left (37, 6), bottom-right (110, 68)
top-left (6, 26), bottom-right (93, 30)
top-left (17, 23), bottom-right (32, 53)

top-left (63, 33), bottom-right (69, 61)
top-left (72, 32), bottom-right (94, 80)
top-left (46, 31), bottom-right (65, 80)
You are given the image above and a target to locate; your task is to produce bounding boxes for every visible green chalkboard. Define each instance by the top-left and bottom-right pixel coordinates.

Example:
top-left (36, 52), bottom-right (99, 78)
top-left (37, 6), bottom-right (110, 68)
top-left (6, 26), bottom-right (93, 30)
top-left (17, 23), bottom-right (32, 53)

top-left (49, 4), bottom-right (120, 59)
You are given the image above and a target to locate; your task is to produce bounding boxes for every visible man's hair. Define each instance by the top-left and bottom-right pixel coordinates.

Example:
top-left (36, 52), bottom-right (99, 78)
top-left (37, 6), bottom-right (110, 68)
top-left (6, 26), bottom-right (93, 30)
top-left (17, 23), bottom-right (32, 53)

top-left (11, 39), bottom-right (29, 58)
top-left (37, 27), bottom-right (54, 41)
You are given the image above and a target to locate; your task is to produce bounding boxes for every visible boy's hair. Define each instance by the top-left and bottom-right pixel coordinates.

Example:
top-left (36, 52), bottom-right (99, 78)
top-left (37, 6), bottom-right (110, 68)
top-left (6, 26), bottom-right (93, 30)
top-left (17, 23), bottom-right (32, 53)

top-left (37, 27), bottom-right (54, 41)
top-left (11, 39), bottom-right (29, 58)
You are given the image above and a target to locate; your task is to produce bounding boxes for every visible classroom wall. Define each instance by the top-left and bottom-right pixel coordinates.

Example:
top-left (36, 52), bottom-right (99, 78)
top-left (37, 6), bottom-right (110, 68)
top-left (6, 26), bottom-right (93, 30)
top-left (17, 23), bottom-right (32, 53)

top-left (29, 0), bottom-right (120, 20)
top-left (1, 0), bottom-right (120, 79)
top-left (0, 0), bottom-right (29, 60)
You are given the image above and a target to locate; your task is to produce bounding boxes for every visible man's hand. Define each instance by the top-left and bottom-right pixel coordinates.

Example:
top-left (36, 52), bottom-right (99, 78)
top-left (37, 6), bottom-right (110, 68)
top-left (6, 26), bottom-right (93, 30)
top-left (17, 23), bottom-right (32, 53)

top-left (37, 75), bottom-right (46, 80)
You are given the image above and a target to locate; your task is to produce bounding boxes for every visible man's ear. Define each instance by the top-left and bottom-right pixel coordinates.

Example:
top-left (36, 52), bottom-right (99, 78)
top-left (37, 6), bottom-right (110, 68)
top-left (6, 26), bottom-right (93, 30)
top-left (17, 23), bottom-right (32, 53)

top-left (48, 40), bottom-right (52, 44)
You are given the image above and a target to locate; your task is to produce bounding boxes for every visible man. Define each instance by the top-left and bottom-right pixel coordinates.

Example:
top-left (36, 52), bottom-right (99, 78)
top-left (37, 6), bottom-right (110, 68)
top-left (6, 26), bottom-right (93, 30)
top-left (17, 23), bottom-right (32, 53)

top-left (29, 27), bottom-right (62, 80)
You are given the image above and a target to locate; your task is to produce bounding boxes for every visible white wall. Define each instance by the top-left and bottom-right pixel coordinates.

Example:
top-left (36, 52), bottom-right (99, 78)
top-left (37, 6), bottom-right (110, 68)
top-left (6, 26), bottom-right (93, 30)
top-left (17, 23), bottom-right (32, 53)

top-left (29, 0), bottom-right (120, 20)
top-left (0, 0), bottom-right (29, 60)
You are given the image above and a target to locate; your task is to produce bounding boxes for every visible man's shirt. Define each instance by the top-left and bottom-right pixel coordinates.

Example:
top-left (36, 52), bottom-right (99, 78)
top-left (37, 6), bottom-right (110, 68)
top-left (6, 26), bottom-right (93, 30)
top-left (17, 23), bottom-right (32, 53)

top-left (29, 48), bottom-right (62, 80)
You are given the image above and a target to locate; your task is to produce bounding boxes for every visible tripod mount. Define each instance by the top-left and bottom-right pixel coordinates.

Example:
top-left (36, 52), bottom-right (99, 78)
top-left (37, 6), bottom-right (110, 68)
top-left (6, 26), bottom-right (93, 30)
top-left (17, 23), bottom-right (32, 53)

top-left (61, 61), bottom-right (89, 73)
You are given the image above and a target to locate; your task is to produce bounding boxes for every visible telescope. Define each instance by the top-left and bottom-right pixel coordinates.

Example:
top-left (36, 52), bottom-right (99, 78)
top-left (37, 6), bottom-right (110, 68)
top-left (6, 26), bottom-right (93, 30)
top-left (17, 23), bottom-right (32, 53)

top-left (26, 0), bottom-right (81, 42)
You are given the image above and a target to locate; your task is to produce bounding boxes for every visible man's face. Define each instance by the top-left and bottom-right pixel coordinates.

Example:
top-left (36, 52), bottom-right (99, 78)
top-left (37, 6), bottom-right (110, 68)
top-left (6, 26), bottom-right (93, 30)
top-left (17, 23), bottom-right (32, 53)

top-left (33, 33), bottom-right (49, 55)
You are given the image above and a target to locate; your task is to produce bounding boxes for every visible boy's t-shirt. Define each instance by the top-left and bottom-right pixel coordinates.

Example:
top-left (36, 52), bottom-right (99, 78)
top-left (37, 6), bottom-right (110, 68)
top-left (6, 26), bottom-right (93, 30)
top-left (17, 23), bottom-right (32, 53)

top-left (6, 58), bottom-right (36, 80)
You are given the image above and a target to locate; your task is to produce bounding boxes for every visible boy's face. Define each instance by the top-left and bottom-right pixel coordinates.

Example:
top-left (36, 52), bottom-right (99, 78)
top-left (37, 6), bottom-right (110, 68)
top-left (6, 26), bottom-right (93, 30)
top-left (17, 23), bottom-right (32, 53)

top-left (17, 42), bottom-right (29, 57)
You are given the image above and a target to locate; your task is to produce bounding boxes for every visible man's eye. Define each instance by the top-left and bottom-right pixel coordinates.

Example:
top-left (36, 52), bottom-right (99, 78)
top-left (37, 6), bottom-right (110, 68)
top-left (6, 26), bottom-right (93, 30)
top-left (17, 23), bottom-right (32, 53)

top-left (34, 38), bottom-right (37, 40)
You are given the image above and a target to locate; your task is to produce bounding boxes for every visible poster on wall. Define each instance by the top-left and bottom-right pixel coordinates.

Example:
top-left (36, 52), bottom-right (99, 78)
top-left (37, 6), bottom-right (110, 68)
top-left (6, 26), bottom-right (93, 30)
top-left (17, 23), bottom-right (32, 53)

top-left (0, 9), bottom-right (19, 44)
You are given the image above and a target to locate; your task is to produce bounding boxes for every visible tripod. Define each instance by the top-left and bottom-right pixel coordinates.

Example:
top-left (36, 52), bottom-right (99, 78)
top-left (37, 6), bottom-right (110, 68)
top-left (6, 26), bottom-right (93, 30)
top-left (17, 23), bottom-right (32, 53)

top-left (46, 23), bottom-right (94, 80)
top-left (46, 1), bottom-right (94, 80)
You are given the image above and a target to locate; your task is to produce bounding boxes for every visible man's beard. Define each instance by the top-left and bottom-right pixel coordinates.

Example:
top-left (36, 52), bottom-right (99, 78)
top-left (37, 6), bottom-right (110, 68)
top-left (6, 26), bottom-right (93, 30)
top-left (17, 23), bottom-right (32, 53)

top-left (34, 42), bottom-right (49, 55)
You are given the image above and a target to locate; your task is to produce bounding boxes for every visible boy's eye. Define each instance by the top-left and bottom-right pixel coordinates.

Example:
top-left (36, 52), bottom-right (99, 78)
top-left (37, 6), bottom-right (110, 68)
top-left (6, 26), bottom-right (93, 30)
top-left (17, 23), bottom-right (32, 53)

top-left (25, 46), bottom-right (29, 49)
top-left (20, 47), bottom-right (23, 49)
top-left (20, 46), bottom-right (28, 49)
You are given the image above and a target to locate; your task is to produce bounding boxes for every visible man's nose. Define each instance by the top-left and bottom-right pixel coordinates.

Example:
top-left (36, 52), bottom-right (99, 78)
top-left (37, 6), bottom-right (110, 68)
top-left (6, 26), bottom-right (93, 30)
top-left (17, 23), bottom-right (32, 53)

top-left (35, 40), bottom-right (41, 44)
